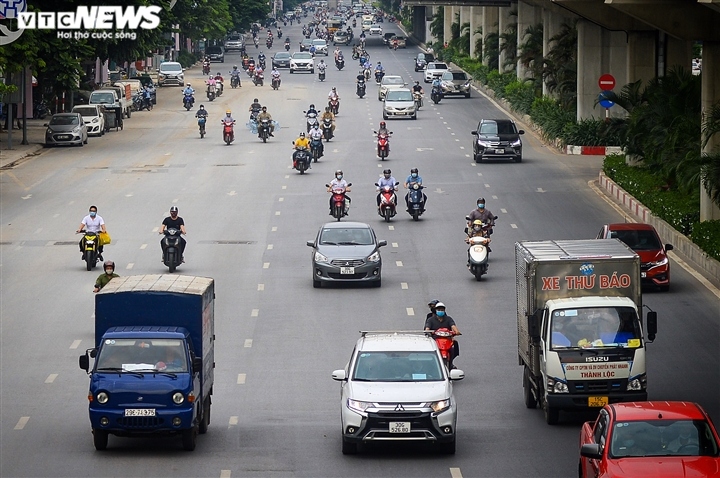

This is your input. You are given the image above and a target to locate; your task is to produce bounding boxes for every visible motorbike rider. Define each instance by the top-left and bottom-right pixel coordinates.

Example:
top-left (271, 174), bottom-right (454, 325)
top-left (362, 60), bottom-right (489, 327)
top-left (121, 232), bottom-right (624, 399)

top-left (308, 122), bottom-right (324, 157)
top-left (374, 61), bottom-right (385, 76)
top-left (466, 219), bottom-right (491, 243)
top-left (292, 131), bottom-right (311, 168)
top-left (377, 120), bottom-right (390, 137)
top-left (142, 85), bottom-right (153, 109)
top-left (305, 103), bottom-right (319, 128)
top-left (206, 75), bottom-right (216, 96)
top-left (160, 206), bottom-right (187, 262)
top-left (318, 59), bottom-right (328, 75)
top-left (467, 197), bottom-right (495, 234)
top-left (270, 67), bottom-right (281, 85)
top-left (327, 170), bottom-right (351, 215)
top-left (230, 65), bottom-right (242, 87)
top-left (77, 205), bottom-right (107, 260)
top-left (412, 80), bottom-right (424, 95)
top-left (182, 83), bottom-right (195, 98)
top-left (376, 169), bottom-right (398, 211)
top-left (431, 76), bottom-right (442, 94)
top-left (321, 106), bottom-right (336, 135)
top-left (253, 63), bottom-right (264, 83)
top-left (404, 167), bottom-right (426, 212)
top-left (424, 302), bottom-right (461, 368)
top-left (258, 51), bottom-right (267, 67)
top-left (195, 105), bottom-right (209, 132)
top-left (249, 98), bottom-right (263, 120)
top-left (93, 261), bottom-right (119, 293)
top-left (334, 46), bottom-right (341, 61)
top-left (328, 86), bottom-right (339, 101)
top-left (256, 106), bottom-right (275, 136)
top-left (426, 299), bottom-right (440, 319)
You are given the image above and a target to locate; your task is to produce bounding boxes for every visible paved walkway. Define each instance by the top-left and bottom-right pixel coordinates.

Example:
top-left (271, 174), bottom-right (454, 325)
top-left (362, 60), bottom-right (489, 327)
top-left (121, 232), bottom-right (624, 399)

top-left (0, 119), bottom-right (47, 169)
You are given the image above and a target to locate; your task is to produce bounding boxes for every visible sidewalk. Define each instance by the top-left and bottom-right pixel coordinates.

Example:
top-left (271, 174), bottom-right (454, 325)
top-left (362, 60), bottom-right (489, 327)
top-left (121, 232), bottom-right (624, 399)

top-left (0, 119), bottom-right (47, 169)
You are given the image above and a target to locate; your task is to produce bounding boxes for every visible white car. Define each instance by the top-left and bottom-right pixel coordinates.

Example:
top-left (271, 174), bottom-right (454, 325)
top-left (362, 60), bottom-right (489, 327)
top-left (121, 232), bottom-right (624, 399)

top-left (377, 75), bottom-right (406, 101)
top-left (290, 52), bottom-right (315, 73)
top-left (157, 61), bottom-right (184, 86)
top-left (332, 331), bottom-right (464, 455)
top-left (361, 20), bottom-right (372, 31)
top-left (424, 62), bottom-right (449, 83)
top-left (383, 88), bottom-right (417, 120)
top-left (312, 39), bottom-right (329, 56)
top-left (369, 24), bottom-right (382, 35)
top-left (72, 105), bottom-right (106, 136)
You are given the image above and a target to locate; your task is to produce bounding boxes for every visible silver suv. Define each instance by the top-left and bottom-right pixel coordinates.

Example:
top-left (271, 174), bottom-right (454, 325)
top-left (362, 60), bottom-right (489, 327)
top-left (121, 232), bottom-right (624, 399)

top-left (332, 331), bottom-right (464, 455)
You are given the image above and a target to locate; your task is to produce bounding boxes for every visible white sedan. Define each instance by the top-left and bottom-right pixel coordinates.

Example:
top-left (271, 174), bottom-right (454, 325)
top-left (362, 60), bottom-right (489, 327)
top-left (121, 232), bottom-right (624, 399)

top-left (290, 52), bottom-right (315, 73)
top-left (424, 62), bottom-right (449, 83)
top-left (369, 24), bottom-right (383, 35)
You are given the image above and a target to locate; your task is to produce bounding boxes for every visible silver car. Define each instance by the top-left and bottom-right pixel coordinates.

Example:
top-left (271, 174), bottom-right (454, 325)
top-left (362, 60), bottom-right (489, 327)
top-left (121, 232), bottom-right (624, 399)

top-left (377, 75), bottom-right (406, 101)
top-left (383, 88), bottom-right (417, 120)
top-left (45, 113), bottom-right (88, 147)
top-left (312, 39), bottom-right (329, 56)
top-left (306, 222), bottom-right (386, 288)
top-left (424, 62), bottom-right (448, 83)
top-left (440, 70), bottom-right (472, 98)
top-left (332, 331), bottom-right (465, 454)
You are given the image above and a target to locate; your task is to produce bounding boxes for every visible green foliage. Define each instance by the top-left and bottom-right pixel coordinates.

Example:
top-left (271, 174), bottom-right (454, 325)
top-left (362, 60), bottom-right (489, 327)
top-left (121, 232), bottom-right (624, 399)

top-left (429, 8), bottom-right (444, 41)
top-left (486, 70), bottom-right (514, 98)
top-left (561, 119), bottom-right (622, 147)
top-left (499, 9), bottom-right (517, 71)
top-left (541, 20), bottom-right (577, 109)
top-left (503, 80), bottom-right (535, 115)
top-left (473, 26), bottom-right (483, 60)
top-left (690, 220), bottom-right (720, 261)
top-left (228, 0), bottom-right (271, 32)
top-left (483, 32), bottom-right (499, 71)
top-left (529, 96), bottom-right (575, 143)
top-left (517, 23), bottom-right (543, 91)
top-left (177, 49), bottom-right (200, 68)
top-left (455, 57), bottom-right (489, 84)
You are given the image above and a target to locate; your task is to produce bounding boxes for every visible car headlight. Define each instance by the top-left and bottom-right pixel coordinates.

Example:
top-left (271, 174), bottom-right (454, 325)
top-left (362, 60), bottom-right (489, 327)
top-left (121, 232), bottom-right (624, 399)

top-left (430, 399), bottom-right (450, 413)
top-left (314, 251), bottom-right (329, 263)
top-left (347, 399), bottom-right (371, 414)
top-left (46, 128), bottom-right (53, 134)
top-left (367, 251), bottom-right (380, 262)
top-left (478, 140), bottom-right (492, 147)
top-left (627, 374), bottom-right (647, 391)
top-left (72, 126), bottom-right (82, 133)
top-left (159, 74), bottom-right (165, 78)
top-left (172, 392), bottom-right (185, 404)
top-left (92, 118), bottom-right (99, 123)
top-left (547, 377), bottom-right (568, 393)
top-left (647, 257), bottom-right (668, 268)
top-left (511, 138), bottom-right (522, 147)
top-left (97, 392), bottom-right (109, 404)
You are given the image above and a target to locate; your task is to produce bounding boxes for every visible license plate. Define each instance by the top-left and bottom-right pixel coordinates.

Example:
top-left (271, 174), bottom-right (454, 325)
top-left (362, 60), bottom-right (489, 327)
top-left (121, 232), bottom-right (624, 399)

top-left (58, 135), bottom-right (71, 140)
top-left (124, 408), bottom-right (156, 417)
top-left (494, 149), bottom-right (504, 154)
top-left (389, 422), bottom-right (410, 433)
top-left (588, 396), bottom-right (608, 407)
top-left (641, 272), bottom-right (647, 278)
top-left (340, 267), bottom-right (355, 274)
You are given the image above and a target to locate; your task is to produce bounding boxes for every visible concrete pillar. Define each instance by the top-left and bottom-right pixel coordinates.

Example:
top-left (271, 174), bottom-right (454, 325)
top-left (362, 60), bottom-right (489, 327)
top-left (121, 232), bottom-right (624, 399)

top-left (498, 6), bottom-right (514, 73)
top-left (443, 6), bottom-right (453, 45)
top-left (426, 6), bottom-right (434, 45)
top-left (627, 31), bottom-right (655, 86)
top-left (701, 41), bottom-right (720, 221)
top-left (577, 20), bottom-right (603, 120)
top-left (517, 1), bottom-right (540, 80)
top-left (482, 6), bottom-right (499, 67)
top-left (666, 37), bottom-right (693, 73)
top-left (469, 7), bottom-right (483, 59)
top-left (542, 9), bottom-right (563, 96)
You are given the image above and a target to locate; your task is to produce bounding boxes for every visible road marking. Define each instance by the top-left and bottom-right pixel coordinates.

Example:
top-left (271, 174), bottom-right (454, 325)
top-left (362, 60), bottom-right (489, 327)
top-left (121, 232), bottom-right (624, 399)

top-left (45, 374), bottom-right (58, 384)
top-left (284, 175), bottom-right (289, 179)
top-left (451, 133), bottom-right (456, 137)
top-left (271, 227), bottom-right (277, 232)
top-left (279, 197), bottom-right (284, 202)
top-left (45, 241), bottom-right (54, 247)
top-left (91, 313), bottom-right (95, 319)
top-left (450, 468), bottom-right (463, 478)
top-left (152, 227), bottom-right (159, 233)
top-left (388, 225), bottom-right (395, 230)
top-left (446, 127), bottom-right (451, 130)
top-left (70, 340), bottom-right (82, 349)
top-left (443, 121), bottom-right (447, 124)
top-left (227, 190), bottom-right (237, 196)
top-left (267, 244), bottom-right (273, 250)
top-left (392, 242), bottom-right (398, 248)
top-left (244, 339), bottom-right (253, 348)
top-left (258, 284), bottom-right (264, 291)
top-left (511, 224), bottom-right (518, 229)
top-left (378, 163), bottom-right (383, 167)
top-left (537, 188), bottom-right (546, 193)
top-left (471, 162), bottom-right (476, 166)
top-left (53, 213), bottom-right (59, 218)
top-left (220, 471), bottom-right (231, 478)
top-left (396, 261), bottom-right (403, 267)
top-left (282, 185), bottom-right (287, 189)
top-left (21, 194), bottom-right (32, 200)
top-left (172, 198), bottom-right (179, 203)
top-left (459, 146), bottom-right (464, 149)
top-left (263, 262), bottom-right (270, 269)
top-left (275, 211), bottom-right (281, 215)
top-left (251, 309), bottom-right (259, 317)
top-left (140, 243), bottom-right (147, 249)
top-left (466, 154), bottom-right (471, 158)
top-left (125, 193), bottom-right (133, 197)
top-left (435, 188), bottom-right (444, 194)
top-left (126, 263), bottom-right (134, 270)
top-left (492, 195), bottom-right (498, 199)
top-left (237, 374), bottom-right (246, 384)
top-left (477, 172), bottom-right (482, 176)
top-left (14, 417), bottom-right (29, 430)
top-left (34, 228), bottom-right (42, 234)
top-left (401, 282), bottom-right (408, 289)
top-left (406, 307), bottom-right (414, 316)
top-left (229, 416), bottom-right (238, 427)
top-left (501, 208), bottom-right (507, 213)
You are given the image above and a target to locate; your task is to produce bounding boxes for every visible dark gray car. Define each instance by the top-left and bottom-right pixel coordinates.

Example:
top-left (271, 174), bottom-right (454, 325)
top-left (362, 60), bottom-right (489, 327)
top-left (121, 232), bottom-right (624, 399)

top-left (272, 51), bottom-right (292, 68)
top-left (471, 119), bottom-right (524, 163)
top-left (307, 222), bottom-right (387, 288)
top-left (45, 112), bottom-right (88, 147)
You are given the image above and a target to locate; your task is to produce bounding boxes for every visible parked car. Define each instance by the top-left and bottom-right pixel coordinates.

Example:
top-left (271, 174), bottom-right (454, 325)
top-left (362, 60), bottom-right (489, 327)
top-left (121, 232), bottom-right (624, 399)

top-left (206, 46), bottom-right (225, 62)
top-left (290, 51), bottom-right (315, 73)
top-left (306, 222), bottom-right (386, 288)
top-left (389, 35), bottom-right (406, 48)
top-left (595, 223), bottom-right (673, 291)
top-left (579, 401), bottom-right (720, 478)
top-left (45, 112), bottom-right (88, 147)
top-left (440, 70), bottom-right (471, 98)
top-left (332, 331), bottom-right (464, 454)
top-left (272, 51), bottom-right (292, 68)
top-left (471, 119), bottom-right (524, 163)
top-left (414, 52), bottom-right (434, 71)
top-left (72, 105), bottom-right (106, 136)
top-left (383, 88), bottom-right (416, 120)
top-left (377, 75), bottom-right (406, 101)
top-left (157, 61), bottom-right (184, 87)
top-left (129, 75), bottom-right (157, 104)
top-left (424, 62), bottom-right (448, 83)
top-left (312, 38), bottom-right (329, 56)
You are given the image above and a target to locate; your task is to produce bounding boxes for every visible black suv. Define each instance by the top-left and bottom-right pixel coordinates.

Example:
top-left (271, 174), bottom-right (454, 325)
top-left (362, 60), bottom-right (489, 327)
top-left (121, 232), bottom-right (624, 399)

top-left (206, 46), bottom-right (224, 63)
top-left (471, 119), bottom-right (524, 163)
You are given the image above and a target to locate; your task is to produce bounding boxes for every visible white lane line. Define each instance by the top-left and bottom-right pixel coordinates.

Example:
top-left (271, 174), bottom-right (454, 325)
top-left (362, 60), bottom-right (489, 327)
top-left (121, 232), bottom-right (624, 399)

top-left (228, 416), bottom-right (238, 427)
top-left (34, 228), bottom-right (42, 234)
top-left (53, 213), bottom-right (59, 218)
top-left (446, 127), bottom-right (451, 130)
top-left (388, 225), bottom-right (395, 230)
top-left (406, 307), bottom-right (415, 316)
top-left (126, 263), bottom-right (134, 270)
top-left (125, 193), bottom-right (133, 197)
top-left (501, 208), bottom-right (507, 213)
top-left (477, 172), bottom-right (483, 176)
top-left (396, 261), bottom-right (403, 267)
top-left (140, 244), bottom-right (147, 249)
top-left (237, 373), bottom-right (246, 384)
top-left (275, 211), bottom-right (281, 215)
top-left (401, 282), bottom-right (408, 290)
top-left (537, 187), bottom-right (546, 193)
top-left (152, 227), bottom-right (159, 233)
top-left (263, 262), bottom-right (270, 269)
top-left (443, 121), bottom-right (447, 124)
top-left (70, 340), bottom-right (82, 349)
top-left (378, 163), bottom-right (383, 167)
top-left (45, 241), bottom-right (54, 247)
top-left (45, 374), bottom-right (58, 384)
top-left (271, 227), bottom-right (277, 232)
top-left (282, 185), bottom-right (287, 189)
top-left (485, 183), bottom-right (490, 188)
top-left (220, 470), bottom-right (232, 478)
top-left (172, 198), bottom-right (179, 203)
top-left (459, 146), bottom-right (464, 149)
top-left (227, 191), bottom-right (237, 196)
top-left (284, 175), bottom-right (289, 179)
top-left (450, 468), bottom-right (463, 478)
top-left (511, 224), bottom-right (518, 229)
top-left (258, 284), bottom-right (265, 291)
top-left (244, 339), bottom-right (253, 348)
top-left (251, 309), bottom-right (259, 317)
top-left (465, 154), bottom-right (471, 158)
top-left (14, 417), bottom-right (29, 430)
top-left (392, 242), bottom-right (398, 248)
top-left (451, 133), bottom-right (456, 137)
top-left (492, 195), bottom-right (498, 199)
top-left (267, 244), bottom-right (274, 250)
top-left (279, 197), bottom-right (284, 202)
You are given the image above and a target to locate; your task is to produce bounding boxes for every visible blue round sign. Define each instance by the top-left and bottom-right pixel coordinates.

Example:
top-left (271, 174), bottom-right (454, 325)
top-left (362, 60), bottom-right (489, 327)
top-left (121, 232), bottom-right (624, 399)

top-left (599, 90), bottom-right (614, 108)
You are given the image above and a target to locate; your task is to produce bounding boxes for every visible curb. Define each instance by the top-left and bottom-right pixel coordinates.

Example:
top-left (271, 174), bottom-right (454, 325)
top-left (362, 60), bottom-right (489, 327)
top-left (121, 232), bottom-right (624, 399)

top-left (566, 145), bottom-right (623, 156)
top-left (0, 143), bottom-right (44, 170)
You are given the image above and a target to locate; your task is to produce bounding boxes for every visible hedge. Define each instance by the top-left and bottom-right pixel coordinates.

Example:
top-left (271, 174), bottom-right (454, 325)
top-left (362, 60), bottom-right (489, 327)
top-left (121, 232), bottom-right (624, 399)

top-left (691, 220), bottom-right (720, 261)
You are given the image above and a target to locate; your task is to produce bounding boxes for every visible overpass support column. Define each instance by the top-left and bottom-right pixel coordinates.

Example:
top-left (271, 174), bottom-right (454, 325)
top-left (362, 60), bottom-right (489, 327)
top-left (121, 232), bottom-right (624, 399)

top-left (665, 36), bottom-right (692, 74)
top-left (542, 9), bottom-right (563, 96)
top-left (701, 42), bottom-right (720, 221)
top-left (482, 7), bottom-right (498, 67)
top-left (577, 20), bottom-right (603, 120)
top-left (517, 1), bottom-right (540, 80)
top-left (444, 6), bottom-right (453, 45)
top-left (498, 6), bottom-right (514, 73)
top-left (627, 31), bottom-right (655, 86)
top-left (469, 7), bottom-right (483, 59)
top-left (412, 6), bottom-right (426, 44)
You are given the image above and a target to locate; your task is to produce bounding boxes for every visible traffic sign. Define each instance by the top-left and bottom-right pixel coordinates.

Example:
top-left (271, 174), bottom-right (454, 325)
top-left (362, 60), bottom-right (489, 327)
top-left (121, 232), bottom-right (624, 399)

top-left (598, 91), bottom-right (615, 109)
top-left (598, 74), bottom-right (616, 91)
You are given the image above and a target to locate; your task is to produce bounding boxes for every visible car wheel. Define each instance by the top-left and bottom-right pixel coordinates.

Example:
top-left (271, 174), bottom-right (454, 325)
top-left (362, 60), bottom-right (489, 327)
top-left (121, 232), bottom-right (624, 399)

top-left (93, 429), bottom-right (109, 451)
top-left (290, 69), bottom-right (294, 73)
top-left (83, 137), bottom-right (88, 144)
top-left (412, 113), bottom-right (417, 120)
top-left (382, 113), bottom-right (388, 120)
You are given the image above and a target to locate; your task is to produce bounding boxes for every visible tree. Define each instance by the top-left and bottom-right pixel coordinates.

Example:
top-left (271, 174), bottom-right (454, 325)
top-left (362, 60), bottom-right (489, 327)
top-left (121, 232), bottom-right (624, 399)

top-left (517, 23), bottom-right (543, 91)
top-left (542, 20), bottom-right (577, 109)
top-left (483, 31), bottom-right (499, 70)
top-left (499, 9), bottom-right (517, 72)
top-left (228, 0), bottom-right (271, 32)
top-left (429, 8), bottom-right (443, 42)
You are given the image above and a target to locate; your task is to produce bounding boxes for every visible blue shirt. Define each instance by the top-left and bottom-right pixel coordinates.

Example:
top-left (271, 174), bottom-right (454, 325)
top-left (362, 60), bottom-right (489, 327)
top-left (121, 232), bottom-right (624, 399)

top-left (405, 174), bottom-right (423, 185)
top-left (183, 87), bottom-right (194, 95)
top-left (377, 177), bottom-right (397, 189)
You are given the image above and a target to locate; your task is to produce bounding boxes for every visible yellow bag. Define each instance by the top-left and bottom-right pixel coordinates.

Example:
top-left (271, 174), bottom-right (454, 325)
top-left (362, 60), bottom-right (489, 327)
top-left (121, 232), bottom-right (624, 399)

top-left (99, 231), bottom-right (112, 245)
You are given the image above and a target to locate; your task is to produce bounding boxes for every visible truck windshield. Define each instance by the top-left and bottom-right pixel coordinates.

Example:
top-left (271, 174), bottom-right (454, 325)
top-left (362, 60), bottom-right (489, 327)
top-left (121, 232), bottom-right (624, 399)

top-left (550, 307), bottom-right (641, 350)
top-left (96, 339), bottom-right (188, 372)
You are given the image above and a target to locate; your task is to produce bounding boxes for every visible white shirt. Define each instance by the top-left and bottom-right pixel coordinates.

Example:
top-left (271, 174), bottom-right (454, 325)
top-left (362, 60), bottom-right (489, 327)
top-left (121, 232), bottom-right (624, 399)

top-left (328, 90), bottom-right (338, 99)
top-left (82, 214), bottom-right (105, 232)
top-left (329, 178), bottom-right (348, 190)
top-left (309, 128), bottom-right (323, 140)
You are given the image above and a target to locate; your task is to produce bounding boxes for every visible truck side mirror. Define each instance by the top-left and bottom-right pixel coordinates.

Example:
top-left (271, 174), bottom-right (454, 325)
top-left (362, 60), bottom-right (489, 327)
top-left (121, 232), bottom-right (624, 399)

top-left (192, 357), bottom-right (203, 374)
top-left (646, 311), bottom-right (657, 342)
top-left (528, 313), bottom-right (540, 340)
top-left (79, 354), bottom-right (89, 372)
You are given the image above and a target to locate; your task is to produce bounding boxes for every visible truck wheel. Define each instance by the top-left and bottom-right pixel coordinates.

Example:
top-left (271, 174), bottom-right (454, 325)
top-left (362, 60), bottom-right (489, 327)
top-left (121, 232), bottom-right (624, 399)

top-left (93, 429), bottom-right (108, 450)
top-left (544, 400), bottom-right (559, 425)
top-left (523, 367), bottom-right (537, 409)
top-left (341, 436), bottom-right (357, 455)
top-left (181, 427), bottom-right (197, 451)
top-left (199, 399), bottom-right (210, 434)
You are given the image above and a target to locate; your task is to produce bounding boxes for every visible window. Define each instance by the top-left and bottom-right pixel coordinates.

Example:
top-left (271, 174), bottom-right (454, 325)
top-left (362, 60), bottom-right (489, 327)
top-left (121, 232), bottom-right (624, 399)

top-left (496, 122), bottom-right (517, 134)
top-left (96, 339), bottom-right (188, 373)
top-left (479, 122), bottom-right (497, 134)
top-left (320, 228), bottom-right (373, 245)
top-left (593, 410), bottom-right (608, 447)
top-left (352, 352), bottom-right (443, 382)
top-left (50, 116), bottom-right (80, 126)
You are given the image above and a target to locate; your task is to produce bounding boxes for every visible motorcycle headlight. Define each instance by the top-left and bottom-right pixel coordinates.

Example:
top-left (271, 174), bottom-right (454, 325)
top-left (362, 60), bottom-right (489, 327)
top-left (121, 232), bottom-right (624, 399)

top-left (547, 377), bottom-right (569, 393)
top-left (347, 399), bottom-right (371, 414)
top-left (430, 399), bottom-right (450, 413)
top-left (314, 251), bottom-right (329, 263)
top-left (367, 251), bottom-right (380, 262)
top-left (627, 374), bottom-right (647, 391)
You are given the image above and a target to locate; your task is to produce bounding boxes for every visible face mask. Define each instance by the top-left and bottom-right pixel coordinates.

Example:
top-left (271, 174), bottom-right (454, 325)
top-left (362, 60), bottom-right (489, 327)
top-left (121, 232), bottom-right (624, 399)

top-left (436, 310), bottom-right (446, 317)
top-left (411, 173), bottom-right (418, 178)
top-left (477, 204), bottom-right (485, 209)
top-left (89, 212), bottom-right (97, 217)
top-left (336, 175), bottom-right (342, 180)
top-left (384, 175), bottom-right (390, 179)
top-left (105, 270), bottom-right (114, 275)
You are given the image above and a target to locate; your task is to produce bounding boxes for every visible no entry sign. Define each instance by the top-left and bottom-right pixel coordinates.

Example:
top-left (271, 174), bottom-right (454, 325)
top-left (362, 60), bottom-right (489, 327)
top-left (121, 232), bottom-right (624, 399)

top-left (598, 74), bottom-right (616, 91)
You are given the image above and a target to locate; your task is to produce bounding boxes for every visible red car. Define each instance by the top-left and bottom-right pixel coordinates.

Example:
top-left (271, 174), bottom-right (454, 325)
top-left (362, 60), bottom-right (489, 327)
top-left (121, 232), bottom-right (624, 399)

top-left (579, 401), bottom-right (720, 478)
top-left (596, 223), bottom-right (673, 291)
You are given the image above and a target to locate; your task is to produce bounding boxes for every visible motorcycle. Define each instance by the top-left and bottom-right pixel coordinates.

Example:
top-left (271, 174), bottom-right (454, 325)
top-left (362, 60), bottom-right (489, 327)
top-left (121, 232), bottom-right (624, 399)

top-left (431, 328), bottom-right (458, 370)
top-left (466, 233), bottom-right (491, 280)
top-left (222, 120), bottom-right (236, 145)
top-left (266, 38), bottom-right (273, 48)
top-left (253, 72), bottom-right (264, 86)
top-left (375, 70), bottom-right (385, 84)
top-left (363, 67), bottom-right (371, 81)
top-left (247, 64), bottom-right (256, 77)
top-left (277, 30), bottom-right (283, 39)
top-left (230, 74), bottom-right (241, 88)
top-left (335, 58), bottom-right (345, 70)
top-left (33, 99), bottom-right (49, 119)
top-left (431, 84), bottom-right (443, 104)
top-left (285, 42), bottom-right (291, 51)
top-left (414, 91), bottom-right (423, 110)
top-left (304, 111), bottom-right (319, 132)
top-left (259, 58), bottom-right (266, 70)
top-left (322, 118), bottom-right (333, 141)
top-left (327, 183), bottom-right (352, 221)
top-left (215, 80), bottom-right (223, 97)
top-left (406, 183), bottom-right (425, 221)
top-left (356, 79), bottom-right (366, 98)
top-left (293, 147), bottom-right (311, 174)
top-left (376, 182), bottom-right (399, 222)
top-left (206, 84), bottom-right (216, 101)
top-left (202, 63), bottom-right (210, 75)
top-left (328, 97), bottom-right (339, 115)
top-left (310, 136), bottom-right (323, 162)
top-left (258, 119), bottom-right (271, 143)
top-left (271, 76), bottom-right (281, 90)
top-left (183, 93), bottom-right (195, 111)
top-left (161, 228), bottom-right (182, 273)
top-left (197, 115), bottom-right (207, 139)
top-left (374, 130), bottom-right (392, 160)
top-left (79, 231), bottom-right (99, 271)
top-left (318, 68), bottom-right (326, 81)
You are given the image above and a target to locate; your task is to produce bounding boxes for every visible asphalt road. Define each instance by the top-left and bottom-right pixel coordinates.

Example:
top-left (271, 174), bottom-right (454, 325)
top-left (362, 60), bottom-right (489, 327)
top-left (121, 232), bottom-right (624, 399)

top-left (1, 20), bottom-right (718, 478)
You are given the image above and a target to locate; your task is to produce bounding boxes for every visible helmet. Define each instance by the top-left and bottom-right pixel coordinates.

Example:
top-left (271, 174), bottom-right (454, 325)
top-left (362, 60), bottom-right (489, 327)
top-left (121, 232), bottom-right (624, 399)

top-left (378, 61), bottom-right (381, 64)
top-left (380, 121), bottom-right (386, 128)
top-left (415, 81), bottom-right (420, 85)
top-left (216, 72), bottom-right (221, 75)
top-left (186, 83), bottom-right (191, 86)
top-left (325, 106), bottom-right (330, 112)
top-left (233, 65), bottom-right (237, 68)
top-left (435, 302), bottom-right (446, 309)
top-left (310, 103), bottom-right (315, 109)
top-left (299, 132), bottom-right (306, 138)
top-left (428, 299), bottom-right (439, 307)
top-left (335, 169), bottom-right (343, 175)
top-left (226, 110), bottom-right (232, 115)
top-left (332, 86), bottom-right (336, 90)
top-left (261, 106), bottom-right (267, 111)
top-left (170, 206), bottom-right (178, 213)
top-left (411, 168), bottom-right (418, 174)
top-left (199, 104), bottom-right (205, 108)
top-left (473, 219), bottom-right (483, 226)
top-left (477, 197), bottom-right (486, 204)
top-left (103, 260), bottom-right (115, 270)
top-left (254, 98), bottom-right (259, 102)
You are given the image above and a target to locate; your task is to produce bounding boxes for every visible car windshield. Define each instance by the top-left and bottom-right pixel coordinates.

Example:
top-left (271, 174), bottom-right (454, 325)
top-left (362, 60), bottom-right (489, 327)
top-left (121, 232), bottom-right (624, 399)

top-left (444, 72), bottom-right (466, 80)
top-left (275, 53), bottom-right (290, 59)
top-left (353, 352), bottom-right (444, 382)
top-left (95, 339), bottom-right (188, 373)
top-left (609, 420), bottom-right (719, 458)
top-left (550, 307), bottom-right (642, 350)
top-left (386, 90), bottom-right (413, 101)
top-left (319, 227), bottom-right (374, 245)
top-left (383, 77), bottom-right (404, 85)
top-left (161, 63), bottom-right (182, 72)
top-left (90, 93), bottom-right (115, 104)
top-left (73, 107), bottom-right (98, 116)
top-left (207, 47), bottom-right (221, 53)
top-left (479, 122), bottom-right (517, 135)
top-left (294, 53), bottom-right (312, 59)
top-left (429, 63), bottom-right (447, 70)
top-left (50, 115), bottom-right (79, 125)
top-left (312, 40), bottom-right (326, 45)
top-left (609, 229), bottom-right (662, 251)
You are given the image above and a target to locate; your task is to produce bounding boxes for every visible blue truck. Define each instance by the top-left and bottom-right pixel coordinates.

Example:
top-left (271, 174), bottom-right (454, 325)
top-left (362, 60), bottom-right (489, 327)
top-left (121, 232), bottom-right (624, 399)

top-left (79, 274), bottom-right (215, 451)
